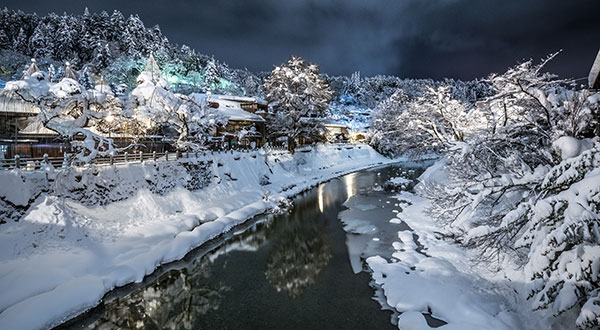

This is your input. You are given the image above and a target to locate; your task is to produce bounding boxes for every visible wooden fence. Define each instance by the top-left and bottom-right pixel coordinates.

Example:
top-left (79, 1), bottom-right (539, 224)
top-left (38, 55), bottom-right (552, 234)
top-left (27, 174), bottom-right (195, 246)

top-left (0, 145), bottom-right (295, 171)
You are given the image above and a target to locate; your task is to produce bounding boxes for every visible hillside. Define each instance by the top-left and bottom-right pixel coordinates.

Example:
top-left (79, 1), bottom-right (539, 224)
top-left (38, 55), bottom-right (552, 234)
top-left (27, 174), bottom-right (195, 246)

top-left (0, 8), bottom-right (262, 96)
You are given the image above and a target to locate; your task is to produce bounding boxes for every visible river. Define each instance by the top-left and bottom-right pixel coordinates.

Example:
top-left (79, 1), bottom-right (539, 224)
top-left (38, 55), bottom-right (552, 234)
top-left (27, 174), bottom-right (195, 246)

top-left (58, 162), bottom-right (431, 330)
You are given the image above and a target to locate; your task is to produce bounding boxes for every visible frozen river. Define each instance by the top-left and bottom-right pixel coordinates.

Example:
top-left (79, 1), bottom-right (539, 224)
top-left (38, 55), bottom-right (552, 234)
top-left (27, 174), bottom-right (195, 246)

top-left (58, 162), bottom-right (432, 330)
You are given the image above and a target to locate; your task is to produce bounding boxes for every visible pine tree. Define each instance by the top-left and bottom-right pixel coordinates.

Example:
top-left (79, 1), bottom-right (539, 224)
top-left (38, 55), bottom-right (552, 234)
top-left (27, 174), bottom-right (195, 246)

top-left (12, 27), bottom-right (28, 53)
top-left (79, 66), bottom-right (94, 89)
top-left (29, 22), bottom-right (53, 59)
top-left (0, 30), bottom-right (9, 48)
top-left (54, 15), bottom-right (77, 62)
top-left (47, 64), bottom-right (57, 82)
top-left (203, 58), bottom-right (220, 91)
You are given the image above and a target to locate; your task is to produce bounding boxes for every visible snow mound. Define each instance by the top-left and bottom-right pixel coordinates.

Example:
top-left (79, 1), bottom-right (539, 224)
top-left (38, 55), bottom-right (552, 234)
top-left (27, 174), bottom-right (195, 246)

top-left (552, 136), bottom-right (595, 160)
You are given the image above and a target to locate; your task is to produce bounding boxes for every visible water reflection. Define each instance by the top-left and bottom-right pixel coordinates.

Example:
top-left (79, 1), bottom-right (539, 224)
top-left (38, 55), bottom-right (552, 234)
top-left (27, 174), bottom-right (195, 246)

top-left (60, 164), bottom-right (425, 330)
top-left (318, 184), bottom-right (324, 213)
top-left (344, 173), bottom-right (357, 198)
top-left (265, 219), bottom-right (331, 298)
top-left (89, 259), bottom-right (230, 330)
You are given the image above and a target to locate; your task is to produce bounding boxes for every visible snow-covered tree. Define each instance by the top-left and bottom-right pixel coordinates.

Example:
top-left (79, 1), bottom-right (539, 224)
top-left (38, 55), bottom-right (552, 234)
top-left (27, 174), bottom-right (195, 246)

top-left (12, 28), bottom-right (28, 54)
top-left (131, 53), bottom-right (225, 150)
top-left (1, 59), bottom-right (125, 163)
top-left (203, 57), bottom-right (221, 91)
top-left (517, 142), bottom-right (600, 328)
top-left (263, 56), bottom-right (332, 152)
top-left (415, 55), bottom-right (600, 329)
top-left (370, 81), bottom-right (488, 157)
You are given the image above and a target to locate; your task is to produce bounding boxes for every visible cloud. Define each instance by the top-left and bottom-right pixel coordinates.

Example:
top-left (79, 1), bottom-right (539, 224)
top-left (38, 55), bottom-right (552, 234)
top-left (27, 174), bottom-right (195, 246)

top-left (3, 0), bottom-right (600, 79)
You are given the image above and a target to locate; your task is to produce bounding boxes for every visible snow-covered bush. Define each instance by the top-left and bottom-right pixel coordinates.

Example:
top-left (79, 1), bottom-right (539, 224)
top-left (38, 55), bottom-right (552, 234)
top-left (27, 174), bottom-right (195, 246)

top-left (517, 145), bottom-right (600, 327)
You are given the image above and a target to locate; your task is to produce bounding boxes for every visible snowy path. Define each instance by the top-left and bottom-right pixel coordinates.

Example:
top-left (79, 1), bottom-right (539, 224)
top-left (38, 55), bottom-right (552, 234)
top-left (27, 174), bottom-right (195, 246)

top-left (0, 144), bottom-right (391, 330)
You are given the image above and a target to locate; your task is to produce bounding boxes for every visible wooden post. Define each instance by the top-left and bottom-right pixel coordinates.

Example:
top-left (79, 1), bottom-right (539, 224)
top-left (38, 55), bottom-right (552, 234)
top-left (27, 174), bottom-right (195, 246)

top-left (165, 151), bottom-right (169, 161)
top-left (62, 152), bottom-right (68, 168)
top-left (43, 154), bottom-right (48, 165)
top-left (139, 151), bottom-right (143, 163)
top-left (124, 152), bottom-right (128, 163)
top-left (153, 151), bottom-right (157, 161)
top-left (14, 155), bottom-right (20, 169)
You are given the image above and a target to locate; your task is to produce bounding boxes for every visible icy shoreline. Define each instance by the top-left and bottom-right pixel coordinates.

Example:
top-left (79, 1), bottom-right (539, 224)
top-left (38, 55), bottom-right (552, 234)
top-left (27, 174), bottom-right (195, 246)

top-left (365, 159), bottom-right (582, 330)
top-left (0, 144), bottom-right (391, 330)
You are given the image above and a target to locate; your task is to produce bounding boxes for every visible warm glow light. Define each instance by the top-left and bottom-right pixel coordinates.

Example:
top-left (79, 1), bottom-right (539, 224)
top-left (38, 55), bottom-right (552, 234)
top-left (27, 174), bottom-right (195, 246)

top-left (105, 115), bottom-right (114, 123)
top-left (345, 173), bottom-right (356, 199)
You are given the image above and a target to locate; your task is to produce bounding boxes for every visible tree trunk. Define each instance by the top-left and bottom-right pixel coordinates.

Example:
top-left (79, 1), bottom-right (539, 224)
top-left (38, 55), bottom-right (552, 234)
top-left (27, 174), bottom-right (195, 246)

top-left (287, 136), bottom-right (296, 154)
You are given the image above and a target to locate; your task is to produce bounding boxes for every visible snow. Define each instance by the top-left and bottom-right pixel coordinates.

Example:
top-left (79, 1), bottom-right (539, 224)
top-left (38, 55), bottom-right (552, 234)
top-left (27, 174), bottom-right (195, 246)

top-left (365, 168), bottom-right (528, 330)
top-left (389, 176), bottom-right (410, 185)
top-left (0, 172), bottom-right (32, 206)
top-left (0, 144), bottom-right (390, 330)
top-left (190, 93), bottom-right (265, 122)
top-left (552, 136), bottom-right (595, 160)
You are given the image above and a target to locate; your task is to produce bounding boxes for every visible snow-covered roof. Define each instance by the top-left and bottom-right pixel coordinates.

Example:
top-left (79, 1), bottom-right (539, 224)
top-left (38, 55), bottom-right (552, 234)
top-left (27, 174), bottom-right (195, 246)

top-left (204, 93), bottom-right (267, 106)
top-left (589, 49), bottom-right (600, 89)
top-left (212, 94), bottom-right (256, 103)
top-left (323, 122), bottom-right (348, 128)
top-left (190, 93), bottom-right (265, 122)
top-left (19, 119), bottom-right (58, 136)
top-left (0, 94), bottom-right (41, 115)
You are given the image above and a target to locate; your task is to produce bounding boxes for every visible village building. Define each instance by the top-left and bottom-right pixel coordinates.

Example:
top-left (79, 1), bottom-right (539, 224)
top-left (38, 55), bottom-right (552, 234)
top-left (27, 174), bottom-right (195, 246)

top-left (190, 92), bottom-right (266, 149)
top-left (0, 60), bottom-right (64, 159)
top-left (322, 121), bottom-right (350, 143)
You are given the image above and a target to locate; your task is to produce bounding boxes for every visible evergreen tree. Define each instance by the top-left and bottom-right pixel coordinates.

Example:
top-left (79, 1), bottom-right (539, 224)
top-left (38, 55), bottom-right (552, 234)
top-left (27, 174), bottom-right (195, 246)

top-left (0, 30), bottom-right (9, 49)
top-left (28, 23), bottom-right (53, 59)
top-left (203, 57), bottom-right (220, 91)
top-left (79, 66), bottom-right (94, 89)
top-left (12, 28), bottom-right (28, 53)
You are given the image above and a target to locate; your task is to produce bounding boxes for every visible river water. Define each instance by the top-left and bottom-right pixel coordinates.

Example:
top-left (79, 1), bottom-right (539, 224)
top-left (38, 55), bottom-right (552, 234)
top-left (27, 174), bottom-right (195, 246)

top-left (59, 162), bottom-right (430, 330)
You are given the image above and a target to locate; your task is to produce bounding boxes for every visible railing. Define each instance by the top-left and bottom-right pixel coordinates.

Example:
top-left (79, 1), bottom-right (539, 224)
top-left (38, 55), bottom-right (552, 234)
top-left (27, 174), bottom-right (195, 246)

top-left (0, 143), bottom-right (358, 172)
top-left (0, 145), bottom-right (293, 171)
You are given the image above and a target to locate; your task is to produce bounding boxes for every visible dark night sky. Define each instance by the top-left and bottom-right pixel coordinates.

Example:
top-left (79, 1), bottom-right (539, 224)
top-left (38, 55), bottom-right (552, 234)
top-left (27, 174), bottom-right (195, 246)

top-left (4, 0), bottom-right (600, 80)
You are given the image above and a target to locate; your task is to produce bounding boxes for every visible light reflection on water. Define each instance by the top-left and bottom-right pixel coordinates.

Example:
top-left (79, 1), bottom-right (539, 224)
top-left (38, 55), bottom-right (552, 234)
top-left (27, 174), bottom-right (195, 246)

top-left (344, 172), bottom-right (357, 198)
top-left (58, 162), bottom-right (430, 330)
top-left (318, 184), bottom-right (324, 213)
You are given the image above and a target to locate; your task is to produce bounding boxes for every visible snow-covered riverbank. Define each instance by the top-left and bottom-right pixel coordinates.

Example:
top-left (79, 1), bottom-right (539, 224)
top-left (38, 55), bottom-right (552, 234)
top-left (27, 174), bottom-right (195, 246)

top-left (0, 144), bottom-right (390, 330)
top-left (366, 158), bottom-right (588, 330)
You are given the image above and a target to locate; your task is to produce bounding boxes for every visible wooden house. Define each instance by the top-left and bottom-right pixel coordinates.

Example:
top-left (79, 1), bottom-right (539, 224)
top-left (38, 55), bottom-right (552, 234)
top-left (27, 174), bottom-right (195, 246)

top-left (190, 93), bottom-right (266, 149)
